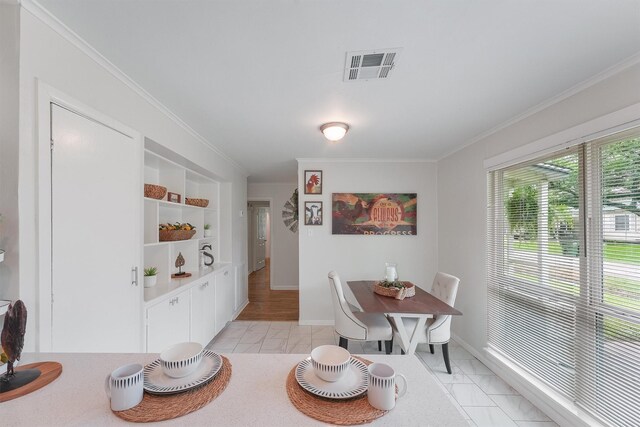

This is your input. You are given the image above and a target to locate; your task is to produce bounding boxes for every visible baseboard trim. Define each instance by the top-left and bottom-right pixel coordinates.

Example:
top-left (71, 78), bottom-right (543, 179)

top-left (452, 333), bottom-right (604, 427)
top-left (298, 319), bottom-right (334, 326)
top-left (232, 300), bottom-right (249, 319)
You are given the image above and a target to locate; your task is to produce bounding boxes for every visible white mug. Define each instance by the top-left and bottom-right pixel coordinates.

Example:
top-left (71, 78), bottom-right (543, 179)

top-left (104, 363), bottom-right (144, 411)
top-left (367, 363), bottom-right (408, 411)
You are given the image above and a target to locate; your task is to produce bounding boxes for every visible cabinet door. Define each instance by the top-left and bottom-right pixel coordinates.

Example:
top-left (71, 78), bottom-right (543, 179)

top-left (215, 267), bottom-right (232, 335)
top-left (234, 266), bottom-right (247, 313)
top-left (147, 294), bottom-right (190, 352)
top-left (190, 279), bottom-right (216, 346)
top-left (51, 104), bottom-right (141, 352)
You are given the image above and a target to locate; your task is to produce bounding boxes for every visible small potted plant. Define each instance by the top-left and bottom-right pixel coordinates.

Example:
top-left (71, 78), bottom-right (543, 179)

top-left (203, 223), bottom-right (212, 237)
top-left (144, 267), bottom-right (158, 288)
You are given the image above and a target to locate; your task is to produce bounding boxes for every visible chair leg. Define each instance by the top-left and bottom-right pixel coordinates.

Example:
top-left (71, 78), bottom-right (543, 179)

top-left (339, 337), bottom-right (348, 349)
top-left (378, 341), bottom-right (382, 351)
top-left (429, 344), bottom-right (435, 354)
top-left (384, 340), bottom-right (392, 355)
top-left (442, 343), bottom-right (452, 374)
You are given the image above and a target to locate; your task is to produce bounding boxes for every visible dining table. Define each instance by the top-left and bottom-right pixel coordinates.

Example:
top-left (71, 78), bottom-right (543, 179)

top-left (347, 281), bottom-right (462, 356)
top-left (5, 352), bottom-right (468, 426)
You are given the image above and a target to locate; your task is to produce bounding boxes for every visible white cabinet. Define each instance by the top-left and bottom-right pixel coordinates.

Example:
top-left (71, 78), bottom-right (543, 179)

top-left (146, 293), bottom-right (190, 352)
top-left (190, 278), bottom-right (216, 346)
top-left (215, 267), bottom-right (233, 335)
top-left (50, 105), bottom-right (142, 352)
top-left (234, 264), bottom-right (248, 314)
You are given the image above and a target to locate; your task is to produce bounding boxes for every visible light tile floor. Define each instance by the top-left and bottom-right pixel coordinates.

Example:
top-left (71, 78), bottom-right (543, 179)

top-left (207, 321), bottom-right (557, 427)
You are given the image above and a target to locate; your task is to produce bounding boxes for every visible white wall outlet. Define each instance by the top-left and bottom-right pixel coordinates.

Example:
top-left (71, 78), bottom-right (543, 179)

top-left (307, 229), bottom-right (313, 237)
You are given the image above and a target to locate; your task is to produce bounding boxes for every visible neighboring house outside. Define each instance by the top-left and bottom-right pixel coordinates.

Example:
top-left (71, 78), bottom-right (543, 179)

top-left (603, 206), bottom-right (640, 242)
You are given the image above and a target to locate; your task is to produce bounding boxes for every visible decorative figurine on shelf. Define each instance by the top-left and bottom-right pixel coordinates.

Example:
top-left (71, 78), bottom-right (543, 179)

top-left (175, 252), bottom-right (186, 275)
top-left (171, 252), bottom-right (191, 279)
top-left (1, 300), bottom-right (27, 379)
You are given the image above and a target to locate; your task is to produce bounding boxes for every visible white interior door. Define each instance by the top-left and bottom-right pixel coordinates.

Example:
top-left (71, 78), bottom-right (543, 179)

top-left (51, 104), bottom-right (141, 352)
top-left (254, 207), bottom-right (267, 270)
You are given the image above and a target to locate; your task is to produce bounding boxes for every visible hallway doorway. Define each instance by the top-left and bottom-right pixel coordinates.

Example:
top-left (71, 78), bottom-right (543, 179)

top-left (236, 259), bottom-right (299, 321)
top-left (242, 199), bottom-right (299, 321)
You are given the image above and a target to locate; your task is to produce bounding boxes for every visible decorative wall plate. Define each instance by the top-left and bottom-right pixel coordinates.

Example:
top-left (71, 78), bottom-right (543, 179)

top-left (295, 357), bottom-right (368, 399)
top-left (144, 350), bottom-right (222, 395)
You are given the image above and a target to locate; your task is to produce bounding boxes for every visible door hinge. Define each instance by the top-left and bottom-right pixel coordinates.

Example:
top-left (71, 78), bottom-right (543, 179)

top-left (50, 139), bottom-right (54, 151)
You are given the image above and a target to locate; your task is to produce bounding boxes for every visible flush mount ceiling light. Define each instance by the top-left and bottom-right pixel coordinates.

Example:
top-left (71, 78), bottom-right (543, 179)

top-left (320, 122), bottom-right (349, 142)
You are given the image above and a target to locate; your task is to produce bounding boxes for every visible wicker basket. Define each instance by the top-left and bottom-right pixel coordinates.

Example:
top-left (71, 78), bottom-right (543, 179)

top-left (373, 282), bottom-right (415, 298)
top-left (145, 184), bottom-right (167, 200)
top-left (159, 229), bottom-right (196, 242)
top-left (185, 198), bottom-right (209, 208)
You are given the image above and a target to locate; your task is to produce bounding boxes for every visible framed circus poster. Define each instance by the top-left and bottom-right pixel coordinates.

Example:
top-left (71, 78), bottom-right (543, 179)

top-left (332, 193), bottom-right (417, 235)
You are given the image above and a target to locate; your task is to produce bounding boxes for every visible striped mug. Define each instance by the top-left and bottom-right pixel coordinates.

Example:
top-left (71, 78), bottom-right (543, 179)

top-left (367, 363), bottom-right (408, 411)
top-left (104, 363), bottom-right (144, 411)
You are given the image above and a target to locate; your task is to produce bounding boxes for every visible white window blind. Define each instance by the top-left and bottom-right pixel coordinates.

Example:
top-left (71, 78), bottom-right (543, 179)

top-left (487, 131), bottom-right (640, 427)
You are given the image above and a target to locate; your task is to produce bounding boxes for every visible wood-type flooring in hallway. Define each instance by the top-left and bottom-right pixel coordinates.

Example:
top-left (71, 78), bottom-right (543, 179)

top-left (237, 259), bottom-right (299, 321)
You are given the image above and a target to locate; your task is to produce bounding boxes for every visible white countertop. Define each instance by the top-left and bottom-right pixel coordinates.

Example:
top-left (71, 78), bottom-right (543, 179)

top-left (143, 262), bottom-right (231, 306)
top-left (6, 352), bottom-right (467, 426)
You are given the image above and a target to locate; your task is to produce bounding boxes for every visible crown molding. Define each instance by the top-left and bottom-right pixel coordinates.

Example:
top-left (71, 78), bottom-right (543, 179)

top-left (438, 51), bottom-right (640, 161)
top-left (19, 0), bottom-right (248, 177)
top-left (295, 157), bottom-right (436, 163)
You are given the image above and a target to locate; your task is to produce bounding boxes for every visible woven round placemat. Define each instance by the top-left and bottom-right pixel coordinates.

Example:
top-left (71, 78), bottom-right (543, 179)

top-left (113, 356), bottom-right (232, 423)
top-left (286, 356), bottom-right (387, 426)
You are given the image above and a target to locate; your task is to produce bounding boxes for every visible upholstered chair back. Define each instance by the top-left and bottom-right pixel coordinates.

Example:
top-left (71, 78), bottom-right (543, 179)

top-left (427, 272), bottom-right (460, 344)
top-left (328, 271), bottom-right (367, 340)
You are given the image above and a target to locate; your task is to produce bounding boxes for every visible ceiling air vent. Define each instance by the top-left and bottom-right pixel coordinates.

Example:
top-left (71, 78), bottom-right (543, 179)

top-left (343, 48), bottom-right (402, 82)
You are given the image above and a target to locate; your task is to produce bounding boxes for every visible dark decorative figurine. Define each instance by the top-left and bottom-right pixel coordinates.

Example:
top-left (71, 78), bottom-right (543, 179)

top-left (175, 252), bottom-right (186, 276)
top-left (1, 300), bottom-right (27, 379)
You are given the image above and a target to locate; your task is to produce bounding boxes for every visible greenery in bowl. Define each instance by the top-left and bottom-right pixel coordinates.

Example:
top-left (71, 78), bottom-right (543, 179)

top-left (144, 267), bottom-right (158, 277)
top-left (378, 280), bottom-right (406, 289)
top-left (204, 224), bottom-right (211, 230)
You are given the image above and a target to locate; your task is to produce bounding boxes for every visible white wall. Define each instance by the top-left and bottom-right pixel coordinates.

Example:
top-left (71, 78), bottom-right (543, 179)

top-left (14, 7), bottom-right (247, 350)
top-left (438, 62), bottom-right (640, 353)
top-left (0, 3), bottom-right (20, 304)
top-left (248, 183), bottom-right (299, 289)
top-left (297, 160), bottom-right (437, 324)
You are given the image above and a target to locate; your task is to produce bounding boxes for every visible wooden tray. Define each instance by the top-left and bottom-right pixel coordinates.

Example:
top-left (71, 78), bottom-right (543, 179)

top-left (0, 361), bottom-right (63, 403)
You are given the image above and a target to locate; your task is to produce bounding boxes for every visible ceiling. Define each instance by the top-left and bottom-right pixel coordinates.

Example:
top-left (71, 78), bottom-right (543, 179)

top-left (37, 0), bottom-right (640, 182)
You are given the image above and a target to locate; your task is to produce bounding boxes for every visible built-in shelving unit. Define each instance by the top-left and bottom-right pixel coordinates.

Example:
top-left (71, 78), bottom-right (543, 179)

top-left (143, 150), bottom-right (220, 290)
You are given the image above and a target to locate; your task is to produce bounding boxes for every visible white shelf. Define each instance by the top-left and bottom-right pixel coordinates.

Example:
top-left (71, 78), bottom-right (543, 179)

top-left (143, 263), bottom-right (230, 305)
top-left (144, 149), bottom-right (221, 300)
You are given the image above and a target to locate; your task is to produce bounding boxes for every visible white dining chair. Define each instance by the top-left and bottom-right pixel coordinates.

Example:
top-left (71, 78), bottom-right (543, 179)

top-left (328, 271), bottom-right (394, 354)
top-left (390, 272), bottom-right (460, 373)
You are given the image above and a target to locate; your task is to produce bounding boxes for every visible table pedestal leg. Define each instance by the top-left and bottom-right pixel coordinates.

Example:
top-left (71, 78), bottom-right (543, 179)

top-left (389, 314), bottom-right (428, 356)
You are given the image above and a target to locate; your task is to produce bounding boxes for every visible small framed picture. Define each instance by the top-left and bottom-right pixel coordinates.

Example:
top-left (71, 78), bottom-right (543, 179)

top-left (304, 170), bottom-right (323, 194)
top-left (167, 192), bottom-right (181, 203)
top-left (304, 201), bottom-right (323, 226)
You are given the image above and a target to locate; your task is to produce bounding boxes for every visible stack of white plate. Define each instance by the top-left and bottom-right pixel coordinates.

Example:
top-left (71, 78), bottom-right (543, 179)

top-left (144, 342), bottom-right (223, 395)
top-left (295, 345), bottom-right (368, 399)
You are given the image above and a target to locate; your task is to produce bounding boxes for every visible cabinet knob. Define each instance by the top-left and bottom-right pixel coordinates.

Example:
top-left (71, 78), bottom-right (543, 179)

top-left (224, 270), bottom-right (229, 276)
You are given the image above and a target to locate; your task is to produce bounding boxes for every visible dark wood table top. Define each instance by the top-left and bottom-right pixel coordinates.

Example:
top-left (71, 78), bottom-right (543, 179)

top-left (347, 281), bottom-right (462, 316)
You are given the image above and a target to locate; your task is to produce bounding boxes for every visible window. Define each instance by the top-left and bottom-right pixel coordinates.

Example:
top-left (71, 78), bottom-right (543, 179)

top-left (615, 214), bottom-right (630, 231)
top-left (487, 131), bottom-right (640, 426)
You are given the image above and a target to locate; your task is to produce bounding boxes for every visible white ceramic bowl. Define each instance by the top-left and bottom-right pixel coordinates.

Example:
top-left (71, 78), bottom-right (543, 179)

top-left (310, 344), bottom-right (351, 382)
top-left (160, 342), bottom-right (203, 378)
